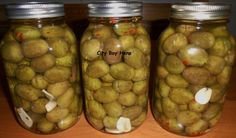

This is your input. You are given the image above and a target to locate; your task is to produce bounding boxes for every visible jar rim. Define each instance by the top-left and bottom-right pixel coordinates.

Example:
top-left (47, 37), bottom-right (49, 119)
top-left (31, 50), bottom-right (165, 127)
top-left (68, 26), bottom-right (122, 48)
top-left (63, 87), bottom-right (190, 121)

top-left (88, 1), bottom-right (143, 17)
top-left (5, 2), bottom-right (65, 19)
top-left (171, 2), bottom-right (231, 20)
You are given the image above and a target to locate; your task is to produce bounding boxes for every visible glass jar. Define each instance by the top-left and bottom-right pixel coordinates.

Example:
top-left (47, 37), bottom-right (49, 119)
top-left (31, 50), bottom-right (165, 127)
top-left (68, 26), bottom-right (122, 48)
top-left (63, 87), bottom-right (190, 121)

top-left (152, 3), bottom-right (235, 136)
top-left (80, 1), bottom-right (151, 134)
top-left (0, 2), bottom-right (82, 134)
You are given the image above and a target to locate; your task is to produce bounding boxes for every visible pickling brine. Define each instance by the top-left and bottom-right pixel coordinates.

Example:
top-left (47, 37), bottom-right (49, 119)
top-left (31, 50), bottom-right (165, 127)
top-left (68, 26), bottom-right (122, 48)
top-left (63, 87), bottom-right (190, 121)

top-left (0, 2), bottom-right (82, 134)
top-left (81, 1), bottom-right (150, 134)
top-left (152, 3), bottom-right (235, 136)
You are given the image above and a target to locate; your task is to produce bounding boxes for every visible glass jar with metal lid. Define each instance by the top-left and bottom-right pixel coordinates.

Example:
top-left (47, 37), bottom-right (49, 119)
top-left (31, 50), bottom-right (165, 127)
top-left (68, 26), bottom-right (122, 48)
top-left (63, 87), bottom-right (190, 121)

top-left (152, 2), bottom-right (235, 136)
top-left (0, 2), bottom-right (82, 134)
top-left (80, 1), bottom-right (151, 134)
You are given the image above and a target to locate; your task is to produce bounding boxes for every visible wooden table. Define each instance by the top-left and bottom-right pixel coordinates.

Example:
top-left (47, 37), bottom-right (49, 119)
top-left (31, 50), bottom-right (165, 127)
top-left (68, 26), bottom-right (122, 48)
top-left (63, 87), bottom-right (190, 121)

top-left (0, 85), bottom-right (236, 138)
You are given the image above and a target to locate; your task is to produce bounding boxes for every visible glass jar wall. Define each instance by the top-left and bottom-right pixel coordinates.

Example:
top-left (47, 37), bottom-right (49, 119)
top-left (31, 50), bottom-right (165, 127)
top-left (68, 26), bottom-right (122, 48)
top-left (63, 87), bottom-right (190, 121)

top-left (0, 3), bottom-right (82, 134)
top-left (80, 1), bottom-right (151, 134)
top-left (152, 3), bottom-right (235, 136)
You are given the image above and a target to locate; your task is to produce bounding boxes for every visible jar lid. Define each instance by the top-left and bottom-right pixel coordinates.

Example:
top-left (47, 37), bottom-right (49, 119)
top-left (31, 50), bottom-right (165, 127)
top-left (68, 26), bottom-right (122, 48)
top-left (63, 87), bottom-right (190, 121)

top-left (88, 1), bottom-right (142, 17)
top-left (6, 2), bottom-right (65, 19)
top-left (171, 2), bottom-right (231, 20)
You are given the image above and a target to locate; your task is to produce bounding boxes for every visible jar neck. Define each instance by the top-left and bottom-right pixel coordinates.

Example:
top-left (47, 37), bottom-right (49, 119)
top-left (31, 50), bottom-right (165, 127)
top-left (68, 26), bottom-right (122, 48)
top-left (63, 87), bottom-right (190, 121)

top-left (88, 16), bottom-right (142, 25)
top-left (9, 16), bottom-right (65, 28)
top-left (170, 18), bottom-right (229, 25)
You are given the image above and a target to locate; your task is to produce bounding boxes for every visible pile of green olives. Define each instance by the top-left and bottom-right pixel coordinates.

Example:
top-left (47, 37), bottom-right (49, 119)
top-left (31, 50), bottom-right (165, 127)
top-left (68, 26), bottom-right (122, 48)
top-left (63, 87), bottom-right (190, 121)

top-left (81, 20), bottom-right (151, 133)
top-left (153, 23), bottom-right (235, 136)
top-left (0, 23), bottom-right (82, 134)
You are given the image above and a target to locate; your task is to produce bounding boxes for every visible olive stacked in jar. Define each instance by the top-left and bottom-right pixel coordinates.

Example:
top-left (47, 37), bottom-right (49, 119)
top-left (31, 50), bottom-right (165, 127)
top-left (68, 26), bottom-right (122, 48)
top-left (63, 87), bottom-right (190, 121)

top-left (81, 1), bottom-right (150, 134)
top-left (0, 3), bottom-right (82, 134)
top-left (152, 3), bottom-right (235, 136)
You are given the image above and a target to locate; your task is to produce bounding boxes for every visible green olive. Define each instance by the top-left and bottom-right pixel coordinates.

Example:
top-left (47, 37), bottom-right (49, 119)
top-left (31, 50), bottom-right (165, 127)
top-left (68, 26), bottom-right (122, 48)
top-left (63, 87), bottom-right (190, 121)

top-left (118, 92), bottom-right (137, 106)
top-left (68, 96), bottom-right (80, 113)
top-left (31, 53), bottom-right (56, 73)
top-left (47, 38), bottom-right (69, 57)
top-left (85, 88), bottom-right (94, 100)
top-left (132, 67), bottom-right (149, 81)
top-left (2, 31), bottom-right (16, 42)
top-left (110, 63), bottom-right (134, 81)
top-left (57, 87), bottom-right (74, 108)
top-left (122, 105), bottom-right (143, 120)
top-left (163, 33), bottom-right (187, 54)
top-left (113, 23), bottom-right (136, 36)
top-left (37, 118), bottom-right (54, 133)
top-left (155, 99), bottom-right (163, 113)
top-left (80, 30), bottom-right (93, 45)
top-left (41, 25), bottom-right (64, 38)
top-left (124, 47), bottom-right (146, 69)
top-left (133, 80), bottom-right (148, 95)
top-left (206, 75), bottom-right (217, 86)
top-left (31, 98), bottom-right (48, 114)
top-left (205, 56), bottom-right (225, 75)
top-left (103, 101), bottom-right (123, 118)
top-left (27, 111), bottom-right (43, 123)
top-left (188, 31), bottom-right (215, 49)
top-left (83, 74), bottom-right (102, 90)
top-left (162, 97), bottom-right (178, 118)
top-left (119, 35), bottom-right (135, 50)
top-left (209, 37), bottom-right (231, 57)
top-left (131, 111), bottom-right (147, 127)
top-left (178, 45), bottom-right (208, 66)
top-left (136, 23), bottom-right (148, 35)
top-left (203, 103), bottom-right (221, 120)
top-left (164, 55), bottom-right (185, 74)
top-left (55, 53), bottom-right (75, 67)
top-left (177, 111), bottom-right (200, 126)
top-left (94, 86), bottom-right (118, 103)
top-left (135, 35), bottom-right (151, 55)
top-left (88, 100), bottom-right (106, 119)
top-left (189, 100), bottom-right (208, 113)
top-left (160, 116), bottom-right (184, 134)
top-left (101, 73), bottom-right (115, 83)
top-left (112, 80), bottom-right (133, 93)
top-left (64, 27), bottom-right (77, 44)
top-left (20, 98), bottom-right (31, 111)
top-left (44, 66), bottom-right (71, 83)
top-left (103, 116), bottom-right (118, 129)
top-left (57, 113), bottom-right (77, 130)
top-left (87, 115), bottom-right (104, 130)
top-left (103, 38), bottom-right (122, 64)
top-left (15, 84), bottom-right (41, 101)
top-left (86, 60), bottom-right (109, 78)
top-left (209, 112), bottom-right (221, 128)
top-left (136, 94), bottom-right (148, 107)
top-left (14, 25), bottom-right (41, 41)
top-left (166, 74), bottom-right (189, 88)
top-left (16, 65), bottom-right (35, 81)
top-left (46, 107), bottom-right (69, 123)
top-left (217, 66), bottom-right (232, 85)
top-left (81, 39), bottom-right (101, 61)
top-left (211, 25), bottom-right (229, 37)
top-left (1, 41), bottom-right (23, 63)
top-left (93, 26), bottom-right (112, 42)
top-left (157, 66), bottom-right (169, 79)
top-left (4, 62), bottom-right (17, 77)
top-left (179, 104), bottom-right (188, 111)
top-left (185, 119), bottom-right (208, 136)
top-left (182, 67), bottom-right (210, 85)
top-left (159, 80), bottom-right (170, 98)
top-left (158, 26), bottom-right (175, 45)
top-left (169, 88), bottom-right (193, 104)
top-left (225, 48), bottom-right (235, 66)
top-left (22, 39), bottom-right (49, 58)
top-left (102, 82), bottom-right (112, 87)
top-left (176, 24), bottom-right (196, 36)
top-left (210, 84), bottom-right (225, 103)
top-left (47, 81), bottom-right (71, 97)
top-left (31, 75), bottom-right (48, 89)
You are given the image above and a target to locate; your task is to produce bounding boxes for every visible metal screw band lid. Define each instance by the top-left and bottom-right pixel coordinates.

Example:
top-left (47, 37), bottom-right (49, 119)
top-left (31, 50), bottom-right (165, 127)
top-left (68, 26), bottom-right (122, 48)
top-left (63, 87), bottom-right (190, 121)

top-left (88, 1), bottom-right (143, 17)
top-left (6, 2), bottom-right (65, 19)
top-left (171, 2), bottom-right (231, 20)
